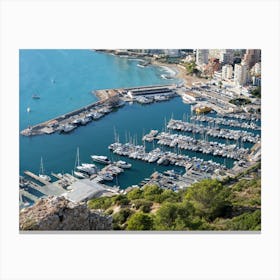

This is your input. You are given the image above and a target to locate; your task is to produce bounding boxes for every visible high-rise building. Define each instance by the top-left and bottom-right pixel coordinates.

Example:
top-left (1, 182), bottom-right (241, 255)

top-left (251, 62), bottom-right (261, 76)
top-left (222, 64), bottom-right (233, 79)
top-left (234, 62), bottom-right (249, 86)
top-left (242, 49), bottom-right (261, 68)
top-left (208, 49), bottom-right (221, 60)
top-left (220, 49), bottom-right (234, 65)
top-left (164, 49), bottom-right (180, 57)
top-left (196, 49), bottom-right (209, 66)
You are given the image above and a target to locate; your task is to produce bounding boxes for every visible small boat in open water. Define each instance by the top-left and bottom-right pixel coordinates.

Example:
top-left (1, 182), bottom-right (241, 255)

top-left (32, 94), bottom-right (40, 99)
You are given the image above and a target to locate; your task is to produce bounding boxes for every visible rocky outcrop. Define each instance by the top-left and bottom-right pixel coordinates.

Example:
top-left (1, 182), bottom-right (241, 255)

top-left (19, 196), bottom-right (112, 231)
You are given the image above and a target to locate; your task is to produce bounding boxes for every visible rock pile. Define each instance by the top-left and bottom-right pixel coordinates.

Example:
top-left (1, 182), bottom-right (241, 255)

top-left (19, 196), bottom-right (112, 231)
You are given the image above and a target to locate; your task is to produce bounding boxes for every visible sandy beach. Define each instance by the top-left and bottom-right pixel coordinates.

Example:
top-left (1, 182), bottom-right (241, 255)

top-left (151, 59), bottom-right (205, 87)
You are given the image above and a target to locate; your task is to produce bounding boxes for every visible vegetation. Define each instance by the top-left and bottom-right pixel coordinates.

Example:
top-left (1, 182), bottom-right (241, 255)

top-left (229, 98), bottom-right (251, 106)
top-left (251, 86), bottom-right (261, 98)
top-left (182, 61), bottom-right (201, 76)
top-left (88, 168), bottom-right (261, 231)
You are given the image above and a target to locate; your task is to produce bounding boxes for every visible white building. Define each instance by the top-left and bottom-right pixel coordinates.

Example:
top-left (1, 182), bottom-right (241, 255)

top-left (220, 49), bottom-right (234, 65)
top-left (196, 49), bottom-right (209, 66)
top-left (251, 62), bottom-right (261, 76)
top-left (164, 49), bottom-right (180, 57)
top-left (222, 64), bottom-right (233, 79)
top-left (234, 62), bottom-right (249, 86)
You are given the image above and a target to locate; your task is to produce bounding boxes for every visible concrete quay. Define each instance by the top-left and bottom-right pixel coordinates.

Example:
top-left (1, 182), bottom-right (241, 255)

top-left (21, 84), bottom-right (176, 137)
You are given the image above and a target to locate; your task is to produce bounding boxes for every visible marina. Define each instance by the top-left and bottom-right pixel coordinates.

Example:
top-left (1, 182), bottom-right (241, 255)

top-left (19, 50), bottom-right (261, 209)
top-left (167, 119), bottom-right (260, 143)
top-left (190, 115), bottom-right (261, 131)
top-left (20, 84), bottom-right (176, 137)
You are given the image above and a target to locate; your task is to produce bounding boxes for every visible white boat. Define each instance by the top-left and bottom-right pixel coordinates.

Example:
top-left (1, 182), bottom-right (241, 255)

top-left (116, 160), bottom-right (132, 169)
top-left (38, 157), bottom-right (51, 182)
top-left (27, 107), bottom-right (31, 113)
top-left (80, 117), bottom-right (91, 125)
top-left (100, 173), bottom-right (114, 181)
top-left (91, 155), bottom-right (111, 165)
top-left (60, 124), bottom-right (76, 133)
top-left (76, 163), bottom-right (97, 175)
top-left (74, 171), bottom-right (88, 179)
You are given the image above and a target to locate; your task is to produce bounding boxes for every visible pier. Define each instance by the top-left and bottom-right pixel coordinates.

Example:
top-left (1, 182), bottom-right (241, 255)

top-left (166, 119), bottom-right (260, 143)
top-left (23, 170), bottom-right (49, 185)
top-left (20, 84), bottom-right (176, 137)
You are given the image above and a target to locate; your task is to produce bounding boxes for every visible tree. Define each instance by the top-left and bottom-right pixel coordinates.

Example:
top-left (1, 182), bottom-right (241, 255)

top-left (154, 201), bottom-right (198, 230)
top-left (127, 188), bottom-right (143, 200)
top-left (154, 202), bottom-right (179, 230)
top-left (126, 213), bottom-right (154, 230)
top-left (113, 209), bottom-right (134, 226)
top-left (251, 86), bottom-right (261, 98)
top-left (226, 210), bottom-right (261, 230)
top-left (113, 195), bottom-right (130, 206)
top-left (87, 197), bottom-right (113, 210)
top-left (143, 184), bottom-right (163, 202)
top-left (185, 179), bottom-right (231, 221)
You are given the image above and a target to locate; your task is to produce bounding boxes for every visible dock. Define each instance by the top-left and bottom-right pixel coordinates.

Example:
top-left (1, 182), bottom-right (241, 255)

top-left (23, 170), bottom-right (49, 185)
top-left (20, 84), bottom-right (176, 137)
top-left (20, 189), bottom-right (38, 203)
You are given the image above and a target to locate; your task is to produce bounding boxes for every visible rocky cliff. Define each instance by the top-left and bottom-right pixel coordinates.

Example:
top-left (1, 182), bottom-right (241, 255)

top-left (19, 196), bottom-right (112, 231)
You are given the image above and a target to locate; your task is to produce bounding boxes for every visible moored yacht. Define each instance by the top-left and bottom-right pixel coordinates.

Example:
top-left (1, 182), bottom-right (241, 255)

top-left (100, 172), bottom-right (114, 181)
top-left (74, 171), bottom-right (89, 179)
top-left (76, 163), bottom-right (97, 175)
top-left (115, 160), bottom-right (132, 169)
top-left (91, 155), bottom-right (111, 165)
top-left (38, 157), bottom-right (51, 182)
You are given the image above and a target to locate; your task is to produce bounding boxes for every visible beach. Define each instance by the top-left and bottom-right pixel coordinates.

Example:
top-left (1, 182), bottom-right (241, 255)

top-left (151, 59), bottom-right (206, 87)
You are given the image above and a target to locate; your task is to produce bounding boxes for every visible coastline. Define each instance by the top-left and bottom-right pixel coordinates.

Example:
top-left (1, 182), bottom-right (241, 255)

top-left (95, 50), bottom-right (204, 87)
top-left (150, 59), bottom-right (205, 87)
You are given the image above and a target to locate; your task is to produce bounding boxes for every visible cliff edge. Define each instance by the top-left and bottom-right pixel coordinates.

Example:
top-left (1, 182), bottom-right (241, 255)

top-left (19, 196), bottom-right (112, 231)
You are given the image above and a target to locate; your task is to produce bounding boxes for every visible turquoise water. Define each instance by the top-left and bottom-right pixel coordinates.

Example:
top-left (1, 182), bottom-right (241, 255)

top-left (20, 50), bottom-right (182, 188)
top-left (19, 50), bottom-right (173, 129)
top-left (20, 50), bottom-right (253, 189)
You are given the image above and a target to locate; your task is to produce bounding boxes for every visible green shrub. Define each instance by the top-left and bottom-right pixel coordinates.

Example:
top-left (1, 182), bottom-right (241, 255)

top-left (126, 213), bottom-right (154, 230)
top-left (87, 197), bottom-right (113, 210)
top-left (127, 188), bottom-right (143, 200)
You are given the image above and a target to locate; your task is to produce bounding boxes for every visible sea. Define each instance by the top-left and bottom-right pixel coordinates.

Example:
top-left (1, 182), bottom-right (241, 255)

top-left (19, 50), bottom-right (257, 191)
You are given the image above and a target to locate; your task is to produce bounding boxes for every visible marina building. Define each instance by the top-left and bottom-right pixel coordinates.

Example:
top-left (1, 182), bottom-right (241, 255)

top-left (234, 63), bottom-right (249, 86)
top-left (127, 86), bottom-right (174, 99)
top-left (222, 64), bottom-right (233, 80)
top-left (196, 49), bottom-right (209, 66)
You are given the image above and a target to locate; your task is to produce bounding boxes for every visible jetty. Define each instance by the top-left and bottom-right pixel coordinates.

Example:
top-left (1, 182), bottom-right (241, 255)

top-left (20, 84), bottom-right (176, 137)
top-left (24, 170), bottom-right (49, 185)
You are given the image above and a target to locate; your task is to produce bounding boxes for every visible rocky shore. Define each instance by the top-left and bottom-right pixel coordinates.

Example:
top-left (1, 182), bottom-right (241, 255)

top-left (19, 196), bottom-right (112, 231)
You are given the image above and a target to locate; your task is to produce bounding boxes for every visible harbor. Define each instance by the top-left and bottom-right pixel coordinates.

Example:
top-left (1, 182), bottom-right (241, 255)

top-left (20, 84), bottom-right (176, 136)
top-left (19, 50), bottom-right (261, 209)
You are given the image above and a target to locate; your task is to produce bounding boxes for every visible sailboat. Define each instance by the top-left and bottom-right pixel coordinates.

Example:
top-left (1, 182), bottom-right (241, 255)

top-left (74, 147), bottom-right (96, 179)
top-left (39, 157), bottom-right (51, 182)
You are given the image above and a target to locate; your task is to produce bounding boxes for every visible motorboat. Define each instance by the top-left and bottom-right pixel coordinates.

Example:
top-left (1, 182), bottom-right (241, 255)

top-left (91, 155), bottom-right (111, 165)
top-left (115, 160), bottom-right (132, 169)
